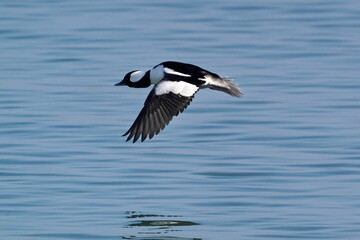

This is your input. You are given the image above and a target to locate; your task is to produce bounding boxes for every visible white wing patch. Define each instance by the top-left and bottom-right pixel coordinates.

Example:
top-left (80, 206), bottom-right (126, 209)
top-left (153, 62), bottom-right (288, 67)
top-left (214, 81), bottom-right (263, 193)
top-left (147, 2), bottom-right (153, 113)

top-left (155, 81), bottom-right (198, 97)
top-left (164, 67), bottom-right (191, 77)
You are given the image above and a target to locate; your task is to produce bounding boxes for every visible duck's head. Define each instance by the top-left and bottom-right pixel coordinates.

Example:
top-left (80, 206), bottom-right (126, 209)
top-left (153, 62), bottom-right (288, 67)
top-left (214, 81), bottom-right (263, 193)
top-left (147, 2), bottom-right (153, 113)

top-left (115, 70), bottom-right (151, 88)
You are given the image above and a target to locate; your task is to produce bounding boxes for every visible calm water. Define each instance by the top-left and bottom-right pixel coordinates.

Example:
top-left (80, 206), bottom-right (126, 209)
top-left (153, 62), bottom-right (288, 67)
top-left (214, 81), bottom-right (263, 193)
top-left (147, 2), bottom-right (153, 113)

top-left (1, 0), bottom-right (360, 239)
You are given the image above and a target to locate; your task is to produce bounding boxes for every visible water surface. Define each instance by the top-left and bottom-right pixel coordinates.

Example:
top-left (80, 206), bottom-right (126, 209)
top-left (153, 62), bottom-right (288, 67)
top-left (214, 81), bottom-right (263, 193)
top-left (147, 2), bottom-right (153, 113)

top-left (1, 0), bottom-right (360, 239)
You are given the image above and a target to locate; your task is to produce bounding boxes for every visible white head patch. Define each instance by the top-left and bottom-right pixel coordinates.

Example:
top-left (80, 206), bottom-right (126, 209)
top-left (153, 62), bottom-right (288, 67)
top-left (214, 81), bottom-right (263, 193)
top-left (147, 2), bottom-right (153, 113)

top-left (130, 71), bottom-right (146, 83)
top-left (155, 81), bottom-right (198, 97)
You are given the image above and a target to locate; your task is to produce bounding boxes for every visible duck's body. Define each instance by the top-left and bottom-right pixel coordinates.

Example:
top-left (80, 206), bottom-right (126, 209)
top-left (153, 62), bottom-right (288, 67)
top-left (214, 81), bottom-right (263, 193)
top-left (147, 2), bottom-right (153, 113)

top-left (115, 61), bottom-right (242, 143)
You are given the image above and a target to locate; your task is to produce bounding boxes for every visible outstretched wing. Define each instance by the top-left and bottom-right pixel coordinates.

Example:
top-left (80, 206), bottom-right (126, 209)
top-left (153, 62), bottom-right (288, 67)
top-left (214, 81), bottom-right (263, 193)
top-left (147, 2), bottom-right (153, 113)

top-left (123, 80), bottom-right (199, 143)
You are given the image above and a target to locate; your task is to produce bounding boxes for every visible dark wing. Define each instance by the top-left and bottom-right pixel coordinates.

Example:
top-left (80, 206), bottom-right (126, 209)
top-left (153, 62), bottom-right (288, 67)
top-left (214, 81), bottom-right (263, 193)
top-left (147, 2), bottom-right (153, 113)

top-left (123, 84), bottom-right (197, 143)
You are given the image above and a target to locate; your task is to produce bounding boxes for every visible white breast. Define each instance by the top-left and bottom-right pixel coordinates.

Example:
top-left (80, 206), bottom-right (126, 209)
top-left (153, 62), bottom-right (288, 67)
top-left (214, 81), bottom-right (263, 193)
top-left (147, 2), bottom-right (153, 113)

top-left (150, 65), bottom-right (165, 85)
top-left (155, 81), bottom-right (198, 97)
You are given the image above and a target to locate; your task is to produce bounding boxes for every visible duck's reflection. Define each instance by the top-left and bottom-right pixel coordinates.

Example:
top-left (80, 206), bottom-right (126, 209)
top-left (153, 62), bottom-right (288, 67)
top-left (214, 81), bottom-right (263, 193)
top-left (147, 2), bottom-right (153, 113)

top-left (122, 211), bottom-right (201, 240)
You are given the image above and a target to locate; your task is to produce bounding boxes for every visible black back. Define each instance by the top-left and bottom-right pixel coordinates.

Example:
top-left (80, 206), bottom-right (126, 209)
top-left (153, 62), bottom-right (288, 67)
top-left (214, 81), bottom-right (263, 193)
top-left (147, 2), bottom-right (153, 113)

top-left (159, 61), bottom-right (220, 86)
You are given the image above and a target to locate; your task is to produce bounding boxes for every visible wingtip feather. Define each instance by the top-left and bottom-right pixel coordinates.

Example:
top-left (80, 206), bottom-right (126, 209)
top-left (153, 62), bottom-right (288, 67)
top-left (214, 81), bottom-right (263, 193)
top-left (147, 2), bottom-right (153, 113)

top-left (209, 77), bottom-right (243, 98)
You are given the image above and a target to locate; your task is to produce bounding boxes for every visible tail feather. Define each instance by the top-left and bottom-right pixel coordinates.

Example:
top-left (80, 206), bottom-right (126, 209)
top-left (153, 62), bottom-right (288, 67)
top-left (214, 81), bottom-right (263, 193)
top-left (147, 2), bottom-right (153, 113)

top-left (208, 77), bottom-right (242, 98)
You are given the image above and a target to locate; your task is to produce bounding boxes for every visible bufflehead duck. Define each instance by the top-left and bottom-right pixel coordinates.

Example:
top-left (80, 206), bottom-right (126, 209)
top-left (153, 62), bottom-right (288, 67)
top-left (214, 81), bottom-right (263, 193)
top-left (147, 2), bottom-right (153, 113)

top-left (115, 61), bottom-right (242, 143)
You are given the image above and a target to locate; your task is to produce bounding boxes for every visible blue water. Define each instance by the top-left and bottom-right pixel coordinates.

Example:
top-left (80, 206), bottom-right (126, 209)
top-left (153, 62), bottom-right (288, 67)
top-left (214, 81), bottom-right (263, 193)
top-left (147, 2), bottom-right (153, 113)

top-left (1, 0), bottom-right (360, 239)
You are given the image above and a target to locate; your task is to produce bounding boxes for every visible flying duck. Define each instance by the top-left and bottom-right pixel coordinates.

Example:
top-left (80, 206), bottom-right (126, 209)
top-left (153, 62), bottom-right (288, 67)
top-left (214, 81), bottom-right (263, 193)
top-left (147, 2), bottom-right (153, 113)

top-left (115, 61), bottom-right (242, 143)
